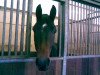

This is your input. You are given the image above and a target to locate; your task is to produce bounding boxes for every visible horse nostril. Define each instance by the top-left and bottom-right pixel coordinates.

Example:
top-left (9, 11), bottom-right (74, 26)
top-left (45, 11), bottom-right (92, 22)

top-left (36, 58), bottom-right (50, 71)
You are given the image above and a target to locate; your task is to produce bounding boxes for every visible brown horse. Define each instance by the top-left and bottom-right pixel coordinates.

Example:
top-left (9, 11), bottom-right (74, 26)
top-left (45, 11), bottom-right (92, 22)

top-left (33, 4), bottom-right (57, 71)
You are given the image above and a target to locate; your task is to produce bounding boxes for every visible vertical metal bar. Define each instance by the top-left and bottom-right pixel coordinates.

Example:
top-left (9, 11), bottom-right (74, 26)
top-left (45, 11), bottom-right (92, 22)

top-left (92, 7), bottom-right (94, 55)
top-left (92, 7), bottom-right (95, 55)
top-left (20, 0), bottom-right (26, 55)
top-left (89, 6), bottom-right (91, 55)
top-left (68, 0), bottom-right (70, 56)
top-left (94, 8), bottom-right (96, 55)
top-left (62, 0), bottom-right (69, 75)
top-left (72, 1), bottom-right (75, 56)
top-left (90, 6), bottom-right (93, 55)
top-left (79, 3), bottom-right (82, 55)
top-left (83, 4), bottom-right (87, 55)
top-left (89, 6), bottom-right (92, 55)
top-left (76, 2), bottom-right (79, 56)
top-left (1, 0), bottom-right (7, 56)
top-left (58, 3), bottom-right (63, 57)
top-left (97, 8), bottom-right (99, 55)
top-left (78, 3), bottom-right (81, 55)
top-left (60, 3), bottom-right (66, 56)
top-left (87, 6), bottom-right (90, 55)
top-left (70, 0), bottom-right (73, 56)
top-left (85, 5), bottom-right (88, 55)
top-left (25, 0), bottom-right (33, 56)
top-left (82, 4), bottom-right (84, 55)
top-left (95, 8), bottom-right (98, 55)
top-left (95, 8), bottom-right (97, 55)
top-left (82, 4), bottom-right (86, 55)
top-left (90, 7), bottom-right (92, 55)
top-left (8, 0), bottom-right (14, 56)
top-left (92, 8), bottom-right (94, 55)
top-left (14, 0), bottom-right (20, 56)
top-left (73, 1), bottom-right (76, 56)
top-left (98, 9), bottom-right (100, 54)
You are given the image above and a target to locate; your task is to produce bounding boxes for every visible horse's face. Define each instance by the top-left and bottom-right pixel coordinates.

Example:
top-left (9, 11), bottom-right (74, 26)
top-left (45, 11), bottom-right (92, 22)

top-left (33, 4), bottom-right (56, 71)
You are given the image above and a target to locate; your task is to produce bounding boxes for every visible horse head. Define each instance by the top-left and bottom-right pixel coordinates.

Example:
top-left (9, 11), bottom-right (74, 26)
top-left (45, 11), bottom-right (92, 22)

top-left (33, 4), bottom-right (56, 71)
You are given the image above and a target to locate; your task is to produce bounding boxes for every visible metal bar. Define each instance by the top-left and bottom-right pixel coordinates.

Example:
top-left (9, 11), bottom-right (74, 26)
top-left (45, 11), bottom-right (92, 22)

top-left (1, 0), bottom-right (7, 56)
top-left (76, 2), bottom-right (79, 56)
top-left (60, 3), bottom-right (65, 56)
top-left (25, 0), bottom-right (33, 56)
top-left (0, 22), bottom-right (27, 26)
top-left (89, 7), bottom-right (92, 55)
top-left (70, 0), bottom-right (73, 56)
top-left (82, 4), bottom-right (86, 55)
top-left (88, 11), bottom-right (100, 15)
top-left (62, 0), bottom-right (69, 75)
top-left (90, 6), bottom-right (93, 55)
top-left (87, 6), bottom-right (91, 55)
top-left (53, 0), bottom-right (65, 3)
top-left (8, 0), bottom-right (14, 56)
top-left (95, 8), bottom-right (98, 54)
top-left (0, 55), bottom-right (100, 63)
top-left (70, 15), bottom-right (100, 24)
top-left (92, 7), bottom-right (95, 55)
top-left (67, 55), bottom-right (100, 59)
top-left (91, 7), bottom-right (94, 55)
top-left (74, 1), bottom-right (77, 56)
top-left (98, 9), bottom-right (100, 54)
top-left (92, 7), bottom-right (94, 55)
top-left (82, 4), bottom-right (85, 55)
top-left (0, 57), bottom-right (63, 63)
top-left (58, 3), bottom-right (63, 57)
top-left (79, 3), bottom-right (82, 55)
top-left (82, 4), bottom-right (84, 55)
top-left (72, 1), bottom-right (75, 56)
top-left (83, 4), bottom-right (87, 55)
top-left (73, 1), bottom-right (77, 72)
top-left (14, 0), bottom-right (20, 56)
top-left (73, 1), bottom-right (76, 56)
top-left (0, 54), bottom-right (100, 63)
top-left (85, 5), bottom-right (88, 55)
top-left (94, 8), bottom-right (96, 55)
top-left (89, 6), bottom-right (92, 55)
top-left (20, 0), bottom-right (26, 55)
top-left (92, 8), bottom-right (95, 55)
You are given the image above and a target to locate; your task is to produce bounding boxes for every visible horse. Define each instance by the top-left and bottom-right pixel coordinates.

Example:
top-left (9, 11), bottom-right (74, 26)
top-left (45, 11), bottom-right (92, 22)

top-left (32, 4), bottom-right (57, 71)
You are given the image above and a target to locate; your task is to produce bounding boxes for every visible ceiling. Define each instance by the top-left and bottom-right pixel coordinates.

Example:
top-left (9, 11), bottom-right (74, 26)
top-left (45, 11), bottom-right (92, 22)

top-left (73, 0), bottom-right (100, 8)
top-left (84, 0), bottom-right (100, 6)
top-left (54, 0), bottom-right (100, 8)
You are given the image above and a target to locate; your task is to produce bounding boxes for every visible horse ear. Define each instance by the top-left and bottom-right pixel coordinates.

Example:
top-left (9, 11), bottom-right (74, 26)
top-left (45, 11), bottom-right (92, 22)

top-left (50, 5), bottom-right (56, 21)
top-left (36, 4), bottom-right (42, 21)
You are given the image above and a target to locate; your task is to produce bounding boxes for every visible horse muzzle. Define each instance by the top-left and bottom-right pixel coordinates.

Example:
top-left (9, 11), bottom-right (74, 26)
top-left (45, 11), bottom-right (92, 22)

top-left (36, 57), bottom-right (50, 71)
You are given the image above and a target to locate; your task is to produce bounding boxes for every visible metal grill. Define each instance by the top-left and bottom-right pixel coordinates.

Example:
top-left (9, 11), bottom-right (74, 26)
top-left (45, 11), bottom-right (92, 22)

top-left (0, 0), bottom-right (33, 57)
top-left (68, 0), bottom-right (100, 56)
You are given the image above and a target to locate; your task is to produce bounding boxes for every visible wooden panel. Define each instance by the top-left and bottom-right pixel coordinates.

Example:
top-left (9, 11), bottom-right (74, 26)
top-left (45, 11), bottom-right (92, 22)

top-left (0, 60), bottom-right (62, 75)
top-left (0, 58), bottom-right (100, 75)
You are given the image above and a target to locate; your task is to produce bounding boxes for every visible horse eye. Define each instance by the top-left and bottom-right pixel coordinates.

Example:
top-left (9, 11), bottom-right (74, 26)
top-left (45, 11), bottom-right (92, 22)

top-left (32, 26), bottom-right (34, 31)
top-left (53, 27), bottom-right (56, 33)
top-left (32, 25), bottom-right (39, 32)
top-left (51, 26), bottom-right (56, 33)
